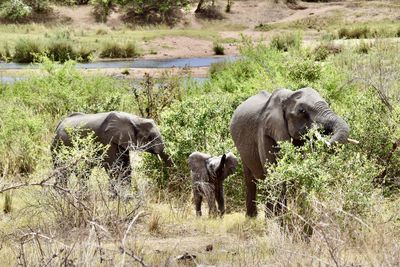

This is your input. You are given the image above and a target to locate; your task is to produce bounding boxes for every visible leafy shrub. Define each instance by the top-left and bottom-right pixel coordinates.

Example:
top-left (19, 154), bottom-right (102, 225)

top-left (259, 129), bottom-right (380, 236)
top-left (213, 42), bottom-right (225, 55)
top-left (100, 41), bottom-right (140, 58)
top-left (355, 41), bottom-right (372, 54)
top-left (123, 0), bottom-right (189, 25)
top-left (47, 40), bottom-right (76, 62)
top-left (91, 0), bottom-right (114, 23)
top-left (0, 103), bottom-right (46, 175)
top-left (0, 43), bottom-right (12, 62)
top-left (131, 72), bottom-right (183, 123)
top-left (195, 5), bottom-right (225, 20)
top-left (13, 38), bottom-right (45, 63)
top-left (313, 43), bottom-right (341, 61)
top-left (24, 0), bottom-right (51, 13)
top-left (141, 92), bottom-right (247, 208)
top-left (270, 32), bottom-right (302, 51)
top-left (209, 61), bottom-right (230, 78)
top-left (286, 56), bottom-right (322, 87)
top-left (75, 46), bottom-right (95, 62)
top-left (0, 0), bottom-right (32, 21)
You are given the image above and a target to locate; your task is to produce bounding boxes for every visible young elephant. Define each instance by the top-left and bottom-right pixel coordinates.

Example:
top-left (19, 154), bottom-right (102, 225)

top-left (188, 152), bottom-right (238, 217)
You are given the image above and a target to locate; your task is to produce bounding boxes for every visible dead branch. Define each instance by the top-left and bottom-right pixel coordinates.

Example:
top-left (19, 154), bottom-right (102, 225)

top-left (120, 211), bottom-right (145, 266)
top-left (119, 246), bottom-right (149, 267)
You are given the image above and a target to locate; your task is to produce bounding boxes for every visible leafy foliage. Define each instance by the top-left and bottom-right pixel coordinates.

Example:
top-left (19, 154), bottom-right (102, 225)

top-left (121, 0), bottom-right (189, 25)
top-left (0, 0), bottom-right (32, 21)
top-left (259, 129), bottom-right (380, 232)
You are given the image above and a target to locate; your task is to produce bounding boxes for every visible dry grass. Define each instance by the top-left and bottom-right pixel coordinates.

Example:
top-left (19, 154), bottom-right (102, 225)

top-left (2, 174), bottom-right (399, 266)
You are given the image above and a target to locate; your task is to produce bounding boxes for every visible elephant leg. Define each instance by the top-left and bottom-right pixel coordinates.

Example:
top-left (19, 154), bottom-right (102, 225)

top-left (104, 146), bottom-right (132, 198)
top-left (244, 164), bottom-right (258, 217)
top-left (203, 183), bottom-right (217, 218)
top-left (193, 188), bottom-right (203, 216)
top-left (206, 193), bottom-right (217, 218)
top-left (117, 151), bottom-right (132, 188)
top-left (215, 183), bottom-right (225, 216)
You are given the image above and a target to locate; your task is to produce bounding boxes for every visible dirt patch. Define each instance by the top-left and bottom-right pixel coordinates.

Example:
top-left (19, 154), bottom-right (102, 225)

top-left (54, 5), bottom-right (97, 26)
top-left (143, 36), bottom-right (238, 59)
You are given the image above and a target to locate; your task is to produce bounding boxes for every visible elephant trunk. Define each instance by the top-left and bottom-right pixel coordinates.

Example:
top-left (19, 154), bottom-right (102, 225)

top-left (314, 102), bottom-right (350, 144)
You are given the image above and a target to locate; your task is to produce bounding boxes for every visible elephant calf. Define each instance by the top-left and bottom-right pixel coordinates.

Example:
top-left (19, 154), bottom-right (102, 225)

top-left (188, 152), bottom-right (238, 217)
top-left (51, 111), bottom-right (170, 197)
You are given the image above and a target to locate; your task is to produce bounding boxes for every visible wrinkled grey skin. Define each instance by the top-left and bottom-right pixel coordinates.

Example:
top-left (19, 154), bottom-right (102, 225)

top-left (188, 152), bottom-right (238, 217)
top-left (230, 88), bottom-right (350, 217)
top-left (51, 111), bottom-right (171, 196)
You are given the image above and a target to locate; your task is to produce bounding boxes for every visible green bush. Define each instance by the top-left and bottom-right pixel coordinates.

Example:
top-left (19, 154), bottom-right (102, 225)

top-left (355, 41), bottom-right (372, 54)
top-left (270, 32), bottom-right (302, 51)
top-left (123, 0), bottom-right (189, 25)
top-left (0, 0), bottom-right (32, 21)
top-left (338, 26), bottom-right (370, 39)
top-left (100, 41), bottom-right (140, 58)
top-left (286, 56), bottom-right (322, 87)
top-left (75, 46), bottom-right (95, 63)
top-left (0, 43), bottom-right (12, 62)
top-left (48, 40), bottom-right (76, 62)
top-left (141, 92), bottom-right (247, 208)
top-left (13, 38), bottom-right (45, 63)
top-left (24, 0), bottom-right (51, 13)
top-left (313, 43), bottom-right (341, 61)
top-left (91, 0), bottom-right (113, 23)
top-left (259, 129), bottom-right (380, 234)
top-left (213, 43), bottom-right (225, 55)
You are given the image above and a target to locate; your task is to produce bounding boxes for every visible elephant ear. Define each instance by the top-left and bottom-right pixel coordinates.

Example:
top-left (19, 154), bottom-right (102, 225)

top-left (137, 119), bottom-right (156, 141)
top-left (215, 154), bottom-right (227, 179)
top-left (103, 112), bottom-right (137, 148)
top-left (188, 152), bottom-right (210, 180)
top-left (224, 152), bottom-right (238, 177)
top-left (263, 88), bottom-right (295, 142)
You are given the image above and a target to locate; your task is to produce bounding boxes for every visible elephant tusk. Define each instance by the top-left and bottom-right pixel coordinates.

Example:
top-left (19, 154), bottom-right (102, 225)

top-left (157, 154), bottom-right (162, 162)
top-left (347, 138), bottom-right (360, 145)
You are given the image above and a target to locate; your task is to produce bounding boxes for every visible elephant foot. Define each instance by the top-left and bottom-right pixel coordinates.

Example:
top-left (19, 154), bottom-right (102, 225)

top-left (246, 209), bottom-right (258, 218)
top-left (218, 209), bottom-right (225, 217)
top-left (196, 210), bottom-right (202, 216)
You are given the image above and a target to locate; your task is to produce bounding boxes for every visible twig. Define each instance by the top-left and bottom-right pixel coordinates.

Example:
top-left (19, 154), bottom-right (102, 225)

top-left (120, 210), bottom-right (145, 267)
top-left (119, 247), bottom-right (149, 267)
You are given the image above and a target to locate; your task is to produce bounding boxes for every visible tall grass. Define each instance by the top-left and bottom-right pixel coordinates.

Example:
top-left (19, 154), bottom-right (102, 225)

top-left (270, 32), bottom-right (302, 51)
top-left (13, 38), bottom-right (45, 63)
top-left (99, 41), bottom-right (140, 58)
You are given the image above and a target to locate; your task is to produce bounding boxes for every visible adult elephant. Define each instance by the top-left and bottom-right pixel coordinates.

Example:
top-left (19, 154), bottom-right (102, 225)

top-left (230, 87), bottom-right (350, 217)
top-left (51, 111), bottom-right (171, 196)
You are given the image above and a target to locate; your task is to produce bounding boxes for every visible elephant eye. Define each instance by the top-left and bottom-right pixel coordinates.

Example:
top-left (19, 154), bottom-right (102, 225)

top-left (298, 108), bottom-right (306, 114)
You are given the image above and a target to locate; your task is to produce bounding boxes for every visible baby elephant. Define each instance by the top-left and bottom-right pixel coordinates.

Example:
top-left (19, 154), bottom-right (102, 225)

top-left (188, 152), bottom-right (238, 217)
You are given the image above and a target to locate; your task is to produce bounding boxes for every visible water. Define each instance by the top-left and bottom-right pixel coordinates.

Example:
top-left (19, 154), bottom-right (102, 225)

top-left (0, 76), bottom-right (25, 84)
top-left (0, 56), bottom-right (237, 70)
top-left (0, 75), bottom-right (208, 85)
